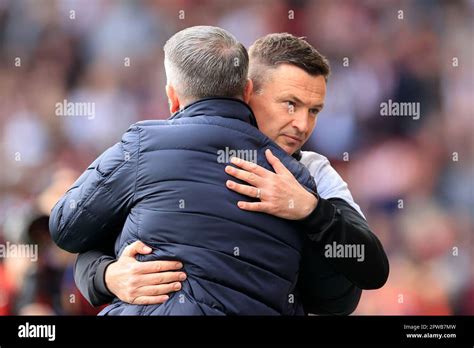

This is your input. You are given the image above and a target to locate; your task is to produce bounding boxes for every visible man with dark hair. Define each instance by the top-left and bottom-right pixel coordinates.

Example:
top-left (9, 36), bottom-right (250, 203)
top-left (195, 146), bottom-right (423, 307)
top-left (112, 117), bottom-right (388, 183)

top-left (70, 32), bottom-right (389, 315)
top-left (246, 33), bottom-right (330, 157)
top-left (49, 26), bottom-right (320, 315)
top-left (227, 34), bottom-right (388, 312)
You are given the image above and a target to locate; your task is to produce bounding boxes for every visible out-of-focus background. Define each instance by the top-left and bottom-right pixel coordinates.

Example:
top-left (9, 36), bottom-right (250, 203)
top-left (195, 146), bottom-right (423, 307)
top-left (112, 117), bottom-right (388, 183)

top-left (0, 0), bottom-right (472, 315)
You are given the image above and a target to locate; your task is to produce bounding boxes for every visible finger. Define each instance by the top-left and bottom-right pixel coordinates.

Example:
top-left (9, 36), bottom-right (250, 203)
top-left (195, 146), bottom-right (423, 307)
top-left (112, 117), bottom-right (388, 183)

top-left (132, 294), bottom-right (170, 306)
top-left (237, 201), bottom-right (270, 213)
top-left (225, 166), bottom-right (262, 186)
top-left (122, 240), bottom-right (152, 257)
top-left (226, 180), bottom-right (260, 199)
top-left (265, 149), bottom-right (291, 175)
top-left (137, 282), bottom-right (182, 297)
top-left (134, 260), bottom-right (184, 275)
top-left (230, 156), bottom-right (270, 178)
top-left (140, 271), bottom-right (187, 286)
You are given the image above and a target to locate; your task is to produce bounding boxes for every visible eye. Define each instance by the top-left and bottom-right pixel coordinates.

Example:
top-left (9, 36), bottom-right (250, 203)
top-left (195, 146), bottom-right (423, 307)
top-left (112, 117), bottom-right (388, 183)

top-left (285, 101), bottom-right (296, 114)
top-left (309, 109), bottom-right (320, 117)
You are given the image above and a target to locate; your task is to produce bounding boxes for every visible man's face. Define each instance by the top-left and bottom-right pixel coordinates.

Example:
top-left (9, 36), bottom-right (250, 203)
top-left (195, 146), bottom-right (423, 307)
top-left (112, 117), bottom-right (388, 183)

top-left (248, 64), bottom-right (326, 155)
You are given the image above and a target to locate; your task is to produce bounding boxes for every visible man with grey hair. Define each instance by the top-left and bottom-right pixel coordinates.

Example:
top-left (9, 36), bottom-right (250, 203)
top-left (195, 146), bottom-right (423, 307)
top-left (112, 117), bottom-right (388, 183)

top-left (163, 26), bottom-right (249, 103)
top-left (50, 26), bottom-right (319, 315)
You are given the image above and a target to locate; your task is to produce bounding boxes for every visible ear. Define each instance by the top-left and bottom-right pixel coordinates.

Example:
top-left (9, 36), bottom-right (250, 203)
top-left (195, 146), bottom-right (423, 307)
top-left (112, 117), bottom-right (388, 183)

top-left (166, 84), bottom-right (181, 114)
top-left (243, 78), bottom-right (253, 103)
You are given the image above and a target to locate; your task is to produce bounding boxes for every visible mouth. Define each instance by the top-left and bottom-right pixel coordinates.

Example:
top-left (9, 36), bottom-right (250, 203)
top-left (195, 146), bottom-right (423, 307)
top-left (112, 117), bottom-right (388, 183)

top-left (283, 134), bottom-right (303, 143)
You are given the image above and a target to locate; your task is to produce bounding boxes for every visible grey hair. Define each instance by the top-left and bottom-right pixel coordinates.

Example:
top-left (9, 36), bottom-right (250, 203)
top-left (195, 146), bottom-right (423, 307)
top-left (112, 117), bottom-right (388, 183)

top-left (164, 26), bottom-right (249, 102)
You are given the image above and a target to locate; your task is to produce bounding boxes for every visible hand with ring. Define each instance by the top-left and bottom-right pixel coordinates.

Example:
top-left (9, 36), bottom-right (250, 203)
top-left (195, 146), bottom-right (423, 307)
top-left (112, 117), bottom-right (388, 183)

top-left (224, 149), bottom-right (318, 220)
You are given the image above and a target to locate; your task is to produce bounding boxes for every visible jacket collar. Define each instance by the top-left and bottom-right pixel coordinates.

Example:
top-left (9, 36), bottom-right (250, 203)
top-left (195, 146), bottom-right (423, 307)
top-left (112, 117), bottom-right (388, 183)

top-left (169, 97), bottom-right (259, 129)
top-left (292, 149), bottom-right (302, 161)
top-left (168, 97), bottom-right (304, 161)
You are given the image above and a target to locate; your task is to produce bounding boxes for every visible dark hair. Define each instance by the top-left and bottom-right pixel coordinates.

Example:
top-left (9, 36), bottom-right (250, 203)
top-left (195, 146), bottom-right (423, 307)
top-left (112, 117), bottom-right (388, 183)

top-left (249, 33), bottom-right (330, 92)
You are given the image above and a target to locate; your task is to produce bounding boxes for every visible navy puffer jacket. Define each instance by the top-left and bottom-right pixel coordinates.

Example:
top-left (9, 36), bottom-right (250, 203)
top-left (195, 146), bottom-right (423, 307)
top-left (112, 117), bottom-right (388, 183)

top-left (50, 98), bottom-right (317, 315)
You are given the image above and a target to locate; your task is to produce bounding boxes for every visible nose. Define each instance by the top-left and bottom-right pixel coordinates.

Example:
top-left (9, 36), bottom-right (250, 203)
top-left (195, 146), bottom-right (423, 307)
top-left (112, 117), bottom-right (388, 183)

top-left (291, 110), bottom-right (309, 135)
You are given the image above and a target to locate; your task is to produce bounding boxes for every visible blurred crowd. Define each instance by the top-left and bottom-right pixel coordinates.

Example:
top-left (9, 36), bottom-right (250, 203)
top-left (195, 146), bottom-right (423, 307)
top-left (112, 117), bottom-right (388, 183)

top-left (0, 0), bottom-right (472, 315)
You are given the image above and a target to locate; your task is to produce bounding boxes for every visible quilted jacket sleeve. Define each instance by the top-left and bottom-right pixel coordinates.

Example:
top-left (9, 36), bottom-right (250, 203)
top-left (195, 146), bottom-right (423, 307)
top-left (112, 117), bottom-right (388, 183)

top-left (49, 126), bottom-right (140, 253)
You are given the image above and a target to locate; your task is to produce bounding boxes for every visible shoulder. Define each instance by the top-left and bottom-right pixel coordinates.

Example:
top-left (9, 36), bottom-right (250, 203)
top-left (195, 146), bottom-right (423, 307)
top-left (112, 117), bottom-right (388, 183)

top-left (299, 151), bottom-right (365, 218)
top-left (299, 151), bottom-right (332, 178)
top-left (299, 150), bottom-right (341, 192)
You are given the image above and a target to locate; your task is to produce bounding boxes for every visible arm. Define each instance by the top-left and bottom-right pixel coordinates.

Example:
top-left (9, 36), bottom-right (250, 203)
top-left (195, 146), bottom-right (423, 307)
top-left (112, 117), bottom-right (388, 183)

top-left (74, 248), bottom-right (116, 306)
top-left (298, 196), bottom-right (389, 289)
top-left (49, 126), bottom-right (140, 253)
top-left (298, 239), bottom-right (362, 315)
top-left (225, 149), bottom-right (389, 289)
top-left (74, 241), bottom-right (187, 307)
top-left (298, 151), bottom-right (389, 289)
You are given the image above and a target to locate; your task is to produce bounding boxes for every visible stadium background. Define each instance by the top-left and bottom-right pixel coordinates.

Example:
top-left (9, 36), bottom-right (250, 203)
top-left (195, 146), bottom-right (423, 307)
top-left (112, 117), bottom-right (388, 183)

top-left (0, 0), bottom-right (472, 315)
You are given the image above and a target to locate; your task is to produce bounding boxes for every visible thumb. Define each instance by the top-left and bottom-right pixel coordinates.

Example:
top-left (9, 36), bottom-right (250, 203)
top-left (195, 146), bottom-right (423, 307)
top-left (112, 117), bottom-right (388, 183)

top-left (265, 149), bottom-right (290, 175)
top-left (122, 240), bottom-right (152, 257)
